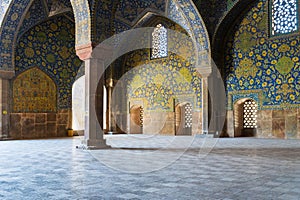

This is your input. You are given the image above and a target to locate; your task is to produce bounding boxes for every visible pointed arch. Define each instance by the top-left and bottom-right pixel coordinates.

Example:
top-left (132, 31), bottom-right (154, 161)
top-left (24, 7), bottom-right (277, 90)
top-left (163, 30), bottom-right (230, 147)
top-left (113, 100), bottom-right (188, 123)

top-left (13, 67), bottom-right (57, 113)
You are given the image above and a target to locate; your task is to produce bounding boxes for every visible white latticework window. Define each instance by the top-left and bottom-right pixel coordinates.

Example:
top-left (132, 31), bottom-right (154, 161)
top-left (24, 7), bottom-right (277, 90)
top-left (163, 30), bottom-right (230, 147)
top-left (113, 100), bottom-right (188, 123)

top-left (243, 100), bottom-right (258, 129)
top-left (271, 0), bottom-right (298, 35)
top-left (151, 24), bottom-right (167, 59)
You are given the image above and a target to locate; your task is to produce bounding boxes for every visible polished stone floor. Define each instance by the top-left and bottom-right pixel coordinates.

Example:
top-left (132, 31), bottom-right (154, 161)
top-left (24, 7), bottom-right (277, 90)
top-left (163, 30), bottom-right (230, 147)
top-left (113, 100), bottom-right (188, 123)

top-left (1, 135), bottom-right (300, 200)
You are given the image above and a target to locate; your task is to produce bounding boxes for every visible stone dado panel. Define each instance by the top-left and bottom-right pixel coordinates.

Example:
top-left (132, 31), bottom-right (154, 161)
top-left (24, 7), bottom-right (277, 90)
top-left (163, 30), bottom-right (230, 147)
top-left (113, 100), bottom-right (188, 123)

top-left (142, 111), bottom-right (202, 135)
top-left (225, 108), bottom-right (299, 139)
top-left (9, 110), bottom-right (70, 139)
top-left (256, 108), bottom-right (299, 139)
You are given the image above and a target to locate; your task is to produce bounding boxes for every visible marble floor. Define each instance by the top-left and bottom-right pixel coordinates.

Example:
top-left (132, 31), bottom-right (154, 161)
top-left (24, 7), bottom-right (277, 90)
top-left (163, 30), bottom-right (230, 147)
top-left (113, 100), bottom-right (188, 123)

top-left (1, 135), bottom-right (300, 200)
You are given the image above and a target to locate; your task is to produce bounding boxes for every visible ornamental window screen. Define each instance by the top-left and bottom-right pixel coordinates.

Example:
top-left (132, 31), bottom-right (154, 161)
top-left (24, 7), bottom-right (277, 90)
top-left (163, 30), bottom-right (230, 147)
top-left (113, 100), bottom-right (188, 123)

top-left (184, 103), bottom-right (193, 128)
top-left (271, 0), bottom-right (298, 35)
top-left (243, 100), bottom-right (257, 129)
top-left (151, 24), bottom-right (168, 59)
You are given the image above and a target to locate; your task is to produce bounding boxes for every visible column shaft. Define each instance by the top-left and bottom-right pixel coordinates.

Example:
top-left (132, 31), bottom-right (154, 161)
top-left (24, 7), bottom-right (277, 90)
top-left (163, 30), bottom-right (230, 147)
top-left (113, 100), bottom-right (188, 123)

top-left (83, 58), bottom-right (109, 149)
top-left (202, 77), bottom-right (209, 134)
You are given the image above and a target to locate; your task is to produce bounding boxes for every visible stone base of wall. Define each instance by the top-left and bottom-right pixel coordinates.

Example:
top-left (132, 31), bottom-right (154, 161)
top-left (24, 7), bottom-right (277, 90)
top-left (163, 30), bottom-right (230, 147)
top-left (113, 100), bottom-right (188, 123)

top-left (225, 108), bottom-right (300, 139)
top-left (142, 111), bottom-right (202, 135)
top-left (9, 110), bottom-right (71, 139)
top-left (256, 109), bottom-right (300, 139)
top-left (192, 111), bottom-right (202, 135)
top-left (143, 112), bottom-right (175, 135)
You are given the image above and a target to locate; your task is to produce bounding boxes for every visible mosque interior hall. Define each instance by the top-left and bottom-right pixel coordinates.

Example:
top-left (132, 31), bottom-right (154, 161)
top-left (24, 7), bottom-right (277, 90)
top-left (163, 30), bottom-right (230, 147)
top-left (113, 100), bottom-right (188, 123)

top-left (0, 0), bottom-right (300, 199)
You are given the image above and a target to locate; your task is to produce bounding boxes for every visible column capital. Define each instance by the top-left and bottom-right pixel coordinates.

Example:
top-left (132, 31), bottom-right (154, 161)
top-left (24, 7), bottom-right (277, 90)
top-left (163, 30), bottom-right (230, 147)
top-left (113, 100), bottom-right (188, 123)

top-left (0, 70), bottom-right (15, 79)
top-left (75, 43), bottom-right (93, 60)
top-left (197, 67), bottom-right (212, 78)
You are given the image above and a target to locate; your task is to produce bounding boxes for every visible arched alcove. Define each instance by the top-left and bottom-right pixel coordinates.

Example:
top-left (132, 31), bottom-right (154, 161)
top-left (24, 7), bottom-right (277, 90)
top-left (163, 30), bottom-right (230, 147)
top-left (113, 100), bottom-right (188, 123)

top-left (175, 102), bottom-right (193, 136)
top-left (234, 98), bottom-right (258, 137)
top-left (13, 67), bottom-right (57, 113)
top-left (129, 105), bottom-right (143, 134)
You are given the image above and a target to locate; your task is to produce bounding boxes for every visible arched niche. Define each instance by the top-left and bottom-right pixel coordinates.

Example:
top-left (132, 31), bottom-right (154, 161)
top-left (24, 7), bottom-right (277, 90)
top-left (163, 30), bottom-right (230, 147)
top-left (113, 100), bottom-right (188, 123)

top-left (129, 105), bottom-right (143, 134)
top-left (13, 67), bottom-right (57, 113)
top-left (175, 102), bottom-right (193, 136)
top-left (234, 98), bottom-right (258, 137)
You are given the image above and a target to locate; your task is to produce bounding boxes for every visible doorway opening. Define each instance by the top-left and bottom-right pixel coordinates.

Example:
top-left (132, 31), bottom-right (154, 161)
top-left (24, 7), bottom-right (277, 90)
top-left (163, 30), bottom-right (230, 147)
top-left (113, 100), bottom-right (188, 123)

top-left (129, 105), bottom-right (143, 134)
top-left (234, 98), bottom-right (258, 137)
top-left (175, 102), bottom-right (192, 136)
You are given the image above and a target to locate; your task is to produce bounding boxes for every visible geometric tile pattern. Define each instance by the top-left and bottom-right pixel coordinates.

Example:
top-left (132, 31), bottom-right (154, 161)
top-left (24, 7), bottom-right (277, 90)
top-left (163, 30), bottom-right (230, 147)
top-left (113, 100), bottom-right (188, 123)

top-left (168, 0), bottom-right (191, 35)
top-left (193, 0), bottom-right (239, 37)
top-left (0, 137), bottom-right (300, 199)
top-left (70, 0), bottom-right (91, 46)
top-left (115, 0), bottom-right (165, 23)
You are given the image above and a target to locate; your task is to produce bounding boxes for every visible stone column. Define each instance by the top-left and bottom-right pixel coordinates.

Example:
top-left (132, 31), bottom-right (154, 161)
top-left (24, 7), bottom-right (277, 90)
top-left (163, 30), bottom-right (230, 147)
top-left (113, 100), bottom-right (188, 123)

top-left (0, 71), bottom-right (14, 139)
top-left (106, 78), bottom-right (114, 134)
top-left (197, 59), bottom-right (212, 136)
top-left (207, 66), bottom-right (227, 137)
top-left (2, 79), bottom-right (10, 138)
top-left (0, 78), bottom-right (2, 138)
top-left (226, 110), bottom-right (234, 137)
top-left (76, 44), bottom-right (110, 149)
top-left (202, 77), bottom-right (209, 134)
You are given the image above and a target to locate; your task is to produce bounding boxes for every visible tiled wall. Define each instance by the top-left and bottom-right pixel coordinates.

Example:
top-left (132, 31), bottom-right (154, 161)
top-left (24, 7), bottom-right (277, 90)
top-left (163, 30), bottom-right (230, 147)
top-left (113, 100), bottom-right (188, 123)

top-left (224, 0), bottom-right (300, 138)
top-left (225, 0), bottom-right (300, 109)
top-left (120, 22), bottom-right (203, 135)
top-left (15, 16), bottom-right (82, 110)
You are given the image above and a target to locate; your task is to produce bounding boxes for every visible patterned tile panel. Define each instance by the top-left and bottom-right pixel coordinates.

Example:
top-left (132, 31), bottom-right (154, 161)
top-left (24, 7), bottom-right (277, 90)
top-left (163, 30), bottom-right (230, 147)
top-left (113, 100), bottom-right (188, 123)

top-left (171, 0), bottom-right (210, 68)
top-left (115, 0), bottom-right (165, 23)
top-left (13, 67), bottom-right (57, 112)
top-left (124, 24), bottom-right (202, 111)
top-left (0, 0), bottom-right (31, 71)
top-left (17, 0), bottom-right (48, 40)
top-left (70, 0), bottom-right (91, 46)
top-left (225, 0), bottom-right (300, 109)
top-left (94, 0), bottom-right (165, 44)
top-left (15, 16), bottom-right (82, 109)
top-left (193, 0), bottom-right (238, 37)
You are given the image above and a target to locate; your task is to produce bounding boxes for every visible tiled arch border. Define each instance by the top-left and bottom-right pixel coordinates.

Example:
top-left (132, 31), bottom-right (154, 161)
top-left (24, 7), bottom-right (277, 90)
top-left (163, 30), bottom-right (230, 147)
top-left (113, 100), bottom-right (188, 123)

top-left (0, 0), bottom-right (91, 76)
top-left (212, 0), bottom-right (258, 69)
